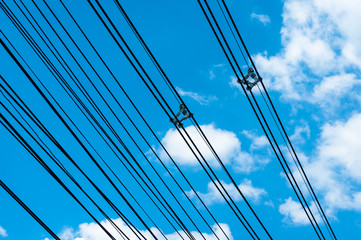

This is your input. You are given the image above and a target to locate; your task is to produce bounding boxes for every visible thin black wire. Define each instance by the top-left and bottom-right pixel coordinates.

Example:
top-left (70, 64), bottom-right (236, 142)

top-left (0, 98), bottom-right (129, 240)
top-left (0, 180), bottom-right (61, 240)
top-left (60, 2), bottom-right (230, 240)
top-left (201, 0), bottom-right (324, 238)
top-left (256, 84), bottom-right (332, 239)
top-left (215, 0), bottom-right (249, 67)
top-left (0, 29), bottom-right (155, 240)
top-left (30, 2), bottom-right (198, 239)
top-left (109, 3), bottom-right (270, 239)
top-left (41, 2), bottom-right (211, 239)
top-left (112, 0), bottom-right (180, 105)
top-left (199, 0), bottom-right (325, 239)
top-left (220, 1), bottom-right (337, 239)
top-left (90, 0), bottom-right (225, 238)
top-left (88, 2), bottom-right (205, 240)
top-left (0, 5), bottom-right (148, 238)
top-left (89, 1), bottom-right (262, 239)
top-left (0, 114), bottom-right (117, 240)
top-left (192, 2), bottom-right (273, 237)
top-left (3, 2), bottom-right (184, 238)
top-left (0, 36), bottom-right (158, 240)
top-left (260, 82), bottom-right (334, 239)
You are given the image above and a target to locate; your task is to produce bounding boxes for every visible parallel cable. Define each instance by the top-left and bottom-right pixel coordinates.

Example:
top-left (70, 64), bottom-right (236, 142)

top-left (29, 2), bottom-right (199, 238)
top-left (0, 37), bottom-right (158, 239)
top-left (198, 0), bottom-right (327, 239)
top-left (89, 1), bottom-right (267, 239)
top-left (2, 5), bottom-right (176, 239)
top-left (0, 180), bottom-right (61, 240)
top-left (0, 32), bottom-right (164, 240)
top-left (219, 1), bottom-right (337, 239)
top-left (3, 1), bottom-right (191, 237)
top-left (60, 2), bottom-right (230, 239)
top-left (0, 113), bottom-right (117, 240)
top-left (0, 5), bottom-right (147, 237)
top-left (0, 98), bottom-right (129, 240)
top-left (199, 1), bottom-right (323, 238)
top-left (41, 2), bottom-right (213, 239)
top-left (110, 3), bottom-right (272, 240)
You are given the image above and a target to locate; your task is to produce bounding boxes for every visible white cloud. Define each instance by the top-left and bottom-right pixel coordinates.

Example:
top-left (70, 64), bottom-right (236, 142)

top-left (242, 130), bottom-right (268, 150)
top-left (59, 227), bottom-right (75, 240)
top-left (251, 13), bottom-right (271, 25)
top-left (254, 0), bottom-right (361, 108)
top-left (210, 63), bottom-right (227, 80)
top-left (158, 124), bottom-right (266, 173)
top-left (0, 226), bottom-right (7, 237)
top-left (289, 123), bottom-right (310, 144)
top-left (279, 197), bottom-right (321, 226)
top-left (187, 180), bottom-right (267, 205)
top-left (293, 113), bottom-right (361, 216)
top-left (176, 87), bottom-right (217, 105)
top-left (209, 69), bottom-right (216, 80)
top-left (55, 218), bottom-right (233, 240)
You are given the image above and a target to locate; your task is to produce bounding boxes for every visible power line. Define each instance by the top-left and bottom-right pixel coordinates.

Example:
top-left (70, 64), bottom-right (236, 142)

top-left (0, 180), bottom-right (61, 240)
top-left (89, 1), bottom-right (269, 239)
top-left (197, 0), bottom-right (326, 239)
top-left (218, 1), bottom-right (337, 239)
top-left (110, 2), bottom-right (272, 238)
top-left (0, 111), bottom-right (117, 240)
top-left (60, 2), bottom-right (230, 239)
top-left (1, 2), bottom-right (188, 238)
top-left (0, 36), bottom-right (159, 239)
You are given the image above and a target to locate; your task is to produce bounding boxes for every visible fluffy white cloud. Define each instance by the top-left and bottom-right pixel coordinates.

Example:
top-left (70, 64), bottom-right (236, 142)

top-left (158, 124), bottom-right (267, 173)
top-left (251, 13), bottom-right (271, 25)
top-left (0, 226), bottom-right (7, 237)
top-left (53, 218), bottom-right (233, 240)
top-left (209, 63), bottom-right (226, 80)
top-left (289, 123), bottom-right (310, 144)
top-left (253, 0), bottom-right (361, 107)
top-left (242, 130), bottom-right (268, 150)
top-left (59, 227), bottom-right (75, 240)
top-left (187, 180), bottom-right (267, 205)
top-left (176, 87), bottom-right (218, 105)
top-left (305, 113), bottom-right (361, 214)
top-left (279, 197), bottom-right (320, 226)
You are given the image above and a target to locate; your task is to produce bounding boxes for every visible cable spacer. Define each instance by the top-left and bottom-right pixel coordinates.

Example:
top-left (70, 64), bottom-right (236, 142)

top-left (239, 68), bottom-right (262, 91)
top-left (170, 104), bottom-right (193, 128)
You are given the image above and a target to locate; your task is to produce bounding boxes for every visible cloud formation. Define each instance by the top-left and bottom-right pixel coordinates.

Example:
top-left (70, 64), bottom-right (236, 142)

top-left (0, 226), bottom-right (7, 237)
top-left (254, 0), bottom-right (361, 107)
top-left (251, 13), bottom-right (271, 25)
top-left (158, 124), bottom-right (268, 173)
top-left (50, 219), bottom-right (233, 240)
top-left (187, 179), bottom-right (267, 206)
top-left (279, 197), bottom-right (320, 226)
top-left (306, 113), bottom-right (361, 215)
top-left (242, 130), bottom-right (268, 150)
top-left (176, 87), bottom-right (218, 105)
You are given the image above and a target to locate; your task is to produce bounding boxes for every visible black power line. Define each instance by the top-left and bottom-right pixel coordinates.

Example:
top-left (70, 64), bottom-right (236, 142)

top-left (197, 0), bottom-right (325, 239)
top-left (218, 1), bottom-right (337, 238)
top-left (41, 2), bottom-right (217, 239)
top-left (0, 35), bottom-right (158, 239)
top-left (89, 1), bottom-right (268, 239)
top-left (198, 1), bottom-right (325, 238)
top-left (109, 1), bottom-right (275, 239)
top-left (0, 180), bottom-right (61, 240)
top-left (60, 2), bottom-right (230, 239)
top-left (0, 111), bottom-right (117, 240)
top-left (218, 1), bottom-right (337, 239)
top-left (197, 0), bottom-right (336, 239)
top-left (1, 1), bottom-right (188, 237)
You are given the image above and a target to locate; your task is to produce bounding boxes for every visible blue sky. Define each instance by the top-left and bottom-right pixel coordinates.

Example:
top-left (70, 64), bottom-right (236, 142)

top-left (1, 0), bottom-right (361, 239)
